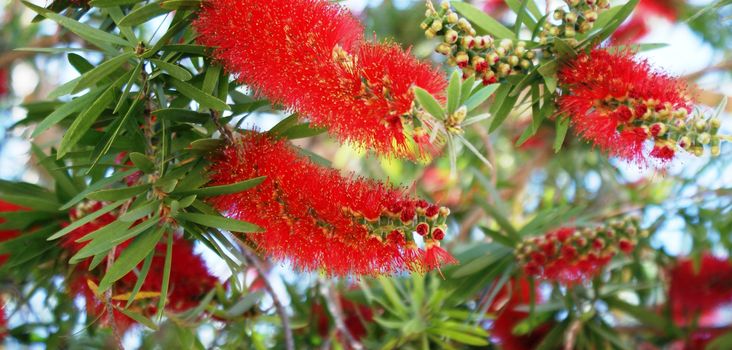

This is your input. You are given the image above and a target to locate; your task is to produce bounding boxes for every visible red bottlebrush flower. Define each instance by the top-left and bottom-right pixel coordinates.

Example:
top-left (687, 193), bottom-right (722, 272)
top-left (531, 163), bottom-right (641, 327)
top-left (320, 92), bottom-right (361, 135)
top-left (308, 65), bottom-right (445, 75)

top-left (0, 200), bottom-right (27, 266)
top-left (0, 299), bottom-right (6, 342)
top-left (668, 254), bottom-right (732, 322)
top-left (194, 0), bottom-right (446, 159)
top-left (482, 0), bottom-right (508, 16)
top-left (0, 68), bottom-right (8, 97)
top-left (64, 204), bottom-right (218, 331)
top-left (517, 219), bottom-right (640, 284)
top-left (207, 133), bottom-right (456, 276)
top-left (558, 49), bottom-right (692, 164)
top-left (488, 278), bottom-right (551, 350)
top-left (612, 0), bottom-right (679, 44)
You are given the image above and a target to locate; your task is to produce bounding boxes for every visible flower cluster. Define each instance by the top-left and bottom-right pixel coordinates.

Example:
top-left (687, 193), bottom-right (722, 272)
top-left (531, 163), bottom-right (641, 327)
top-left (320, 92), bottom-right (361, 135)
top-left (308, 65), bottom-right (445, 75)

top-left (668, 254), bottom-right (732, 322)
top-left (488, 278), bottom-right (551, 350)
top-left (423, 1), bottom-right (536, 85)
top-left (194, 0), bottom-right (446, 159)
top-left (612, 0), bottom-right (679, 44)
top-left (516, 217), bottom-right (642, 284)
top-left (539, 0), bottom-right (611, 48)
top-left (63, 201), bottom-right (218, 332)
top-left (559, 49), bottom-right (723, 164)
top-left (207, 133), bottom-right (457, 276)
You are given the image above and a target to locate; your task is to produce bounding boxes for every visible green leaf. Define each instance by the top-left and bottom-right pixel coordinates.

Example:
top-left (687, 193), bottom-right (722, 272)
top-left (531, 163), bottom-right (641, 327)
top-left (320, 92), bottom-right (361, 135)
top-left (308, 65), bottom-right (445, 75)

top-left (160, 0), bottom-right (202, 10)
top-left (707, 331), bottom-right (732, 350)
top-left (429, 328), bottom-right (489, 346)
top-left (115, 307), bottom-right (158, 330)
top-left (119, 200), bottom-right (160, 222)
top-left (48, 200), bottom-right (126, 240)
top-left (113, 61), bottom-right (143, 114)
top-left (98, 225), bottom-right (167, 292)
top-left (451, 2), bottom-right (516, 39)
top-left (125, 251), bottom-right (154, 308)
top-left (605, 297), bottom-right (671, 331)
top-left (553, 116), bottom-right (570, 152)
top-left (31, 90), bottom-right (103, 138)
top-left (89, 0), bottom-right (140, 6)
top-left (153, 108), bottom-right (209, 123)
top-left (465, 84), bottom-right (499, 112)
top-left (489, 90), bottom-right (518, 132)
top-left (177, 176), bottom-right (266, 197)
top-left (189, 139), bottom-right (225, 152)
top-left (60, 169), bottom-right (138, 210)
top-left (170, 78), bottom-right (230, 111)
top-left (446, 71), bottom-right (462, 115)
top-left (22, 1), bottom-right (133, 49)
top-left (73, 52), bottom-right (135, 94)
top-left (119, 2), bottom-right (171, 26)
top-left (87, 184), bottom-right (150, 201)
top-left (58, 74), bottom-right (130, 158)
top-left (156, 232), bottom-right (174, 320)
top-left (70, 215), bottom-right (159, 263)
top-left (279, 123), bottom-right (326, 140)
top-left (459, 75), bottom-right (475, 106)
top-left (150, 58), bottom-right (192, 81)
top-left (129, 152), bottom-right (155, 173)
top-left (414, 87), bottom-right (444, 119)
top-left (0, 194), bottom-right (59, 212)
top-left (176, 212), bottom-right (263, 233)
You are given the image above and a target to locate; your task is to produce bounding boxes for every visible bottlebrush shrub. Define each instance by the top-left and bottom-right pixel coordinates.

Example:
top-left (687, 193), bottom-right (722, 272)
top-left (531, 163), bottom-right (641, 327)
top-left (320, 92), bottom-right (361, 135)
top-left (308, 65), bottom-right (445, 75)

top-left (207, 132), bottom-right (457, 276)
top-left (668, 254), bottom-right (732, 322)
top-left (558, 49), bottom-right (723, 164)
top-left (194, 0), bottom-right (446, 159)
top-left (63, 202), bottom-right (218, 331)
top-left (516, 217), bottom-right (642, 284)
top-left (0, 68), bottom-right (7, 97)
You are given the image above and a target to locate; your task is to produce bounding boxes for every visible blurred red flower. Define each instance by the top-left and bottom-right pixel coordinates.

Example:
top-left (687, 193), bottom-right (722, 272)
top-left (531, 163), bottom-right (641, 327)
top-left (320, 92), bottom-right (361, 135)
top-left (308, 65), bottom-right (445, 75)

top-left (489, 278), bottom-right (551, 350)
top-left (669, 254), bottom-right (732, 322)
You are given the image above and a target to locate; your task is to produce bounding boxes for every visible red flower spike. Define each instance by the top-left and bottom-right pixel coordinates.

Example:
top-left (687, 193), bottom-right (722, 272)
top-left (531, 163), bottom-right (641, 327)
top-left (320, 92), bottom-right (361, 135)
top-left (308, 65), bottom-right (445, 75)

top-left (63, 205), bottom-right (218, 332)
top-left (208, 133), bottom-right (456, 276)
top-left (488, 278), bottom-right (551, 350)
top-left (669, 254), bottom-right (732, 323)
top-left (0, 68), bottom-right (8, 97)
top-left (558, 49), bottom-right (692, 165)
top-left (194, 0), bottom-right (446, 159)
top-left (517, 218), bottom-right (641, 284)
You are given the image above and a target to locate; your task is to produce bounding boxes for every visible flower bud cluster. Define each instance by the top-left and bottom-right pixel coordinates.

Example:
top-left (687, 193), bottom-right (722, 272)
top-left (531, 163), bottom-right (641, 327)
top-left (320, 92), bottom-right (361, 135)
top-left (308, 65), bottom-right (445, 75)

top-left (422, 1), bottom-right (536, 85)
top-left (516, 216), bottom-right (643, 284)
top-left (605, 98), bottom-right (723, 161)
top-left (539, 0), bottom-right (611, 49)
top-left (346, 200), bottom-right (451, 247)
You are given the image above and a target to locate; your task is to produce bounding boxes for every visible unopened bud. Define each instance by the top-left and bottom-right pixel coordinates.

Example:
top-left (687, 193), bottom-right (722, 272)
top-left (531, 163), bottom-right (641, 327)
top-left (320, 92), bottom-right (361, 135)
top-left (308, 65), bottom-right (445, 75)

top-left (436, 43), bottom-right (452, 55)
top-left (678, 136), bottom-right (692, 149)
top-left (580, 22), bottom-right (593, 33)
top-left (462, 35), bottom-right (475, 48)
top-left (553, 10), bottom-right (565, 21)
top-left (549, 26), bottom-right (560, 36)
top-left (445, 29), bottom-right (458, 43)
top-left (454, 106), bottom-right (468, 123)
top-left (526, 51), bottom-right (536, 60)
top-left (507, 55), bottom-right (520, 66)
top-left (496, 47), bottom-right (507, 57)
top-left (698, 132), bottom-right (711, 145)
top-left (711, 146), bottom-right (721, 156)
top-left (440, 0), bottom-right (450, 9)
top-left (455, 52), bottom-right (469, 67)
top-left (520, 59), bottom-right (531, 70)
top-left (693, 146), bottom-right (704, 157)
top-left (458, 18), bottom-right (471, 30)
top-left (447, 12), bottom-right (459, 24)
top-left (710, 118), bottom-right (721, 130)
top-left (425, 29), bottom-right (436, 39)
top-left (515, 46), bottom-right (526, 56)
top-left (431, 20), bottom-right (443, 32)
top-left (565, 12), bottom-right (578, 24)
top-left (695, 119), bottom-right (707, 131)
top-left (565, 26), bottom-right (576, 37)
top-left (500, 38), bottom-right (513, 50)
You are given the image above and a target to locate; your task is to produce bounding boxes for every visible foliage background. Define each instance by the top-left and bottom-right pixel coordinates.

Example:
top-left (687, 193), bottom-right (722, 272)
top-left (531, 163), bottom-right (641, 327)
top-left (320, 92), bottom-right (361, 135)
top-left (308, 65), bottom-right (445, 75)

top-left (0, 0), bottom-right (732, 349)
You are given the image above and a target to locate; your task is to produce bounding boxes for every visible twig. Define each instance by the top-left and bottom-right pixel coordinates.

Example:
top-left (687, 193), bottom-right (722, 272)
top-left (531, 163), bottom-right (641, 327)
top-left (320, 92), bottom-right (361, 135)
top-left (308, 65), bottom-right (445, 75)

top-left (210, 110), bottom-right (235, 144)
top-left (319, 281), bottom-right (364, 350)
top-left (235, 239), bottom-right (295, 350)
top-left (0, 36), bottom-right (60, 67)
